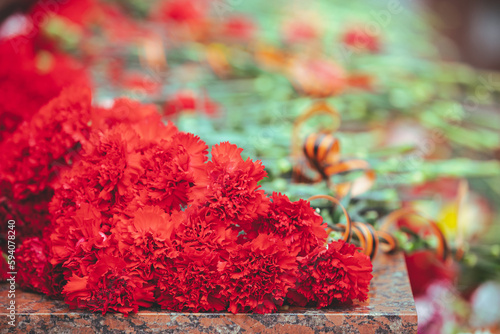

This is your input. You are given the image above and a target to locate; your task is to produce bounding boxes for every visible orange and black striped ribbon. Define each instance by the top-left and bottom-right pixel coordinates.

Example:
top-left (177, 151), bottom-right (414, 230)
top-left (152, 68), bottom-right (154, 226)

top-left (379, 208), bottom-right (450, 262)
top-left (291, 102), bottom-right (375, 198)
top-left (308, 195), bottom-right (353, 243)
top-left (307, 195), bottom-right (452, 263)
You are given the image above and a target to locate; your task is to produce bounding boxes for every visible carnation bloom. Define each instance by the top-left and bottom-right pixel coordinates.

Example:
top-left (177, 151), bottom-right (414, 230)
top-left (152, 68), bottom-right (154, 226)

top-left (405, 250), bottom-right (457, 297)
top-left (191, 142), bottom-right (270, 229)
top-left (156, 207), bottom-right (232, 312)
top-left (163, 90), bottom-right (219, 117)
top-left (0, 86), bottom-right (92, 200)
top-left (0, 86), bottom-right (92, 240)
top-left (0, 36), bottom-right (89, 141)
top-left (288, 57), bottom-right (346, 97)
top-left (342, 27), bottom-right (380, 53)
top-left (174, 206), bottom-right (231, 250)
top-left (155, 0), bottom-right (205, 24)
top-left (153, 0), bottom-right (209, 40)
top-left (49, 203), bottom-right (110, 271)
top-left (243, 192), bottom-right (327, 256)
top-left (91, 98), bottom-right (159, 131)
top-left (221, 233), bottom-right (298, 314)
top-left (48, 201), bottom-right (118, 299)
top-left (47, 98), bottom-right (192, 222)
top-left (221, 16), bottom-right (256, 42)
top-left (75, 125), bottom-right (142, 211)
top-left (121, 72), bottom-right (161, 94)
top-left (288, 240), bottom-right (373, 308)
top-left (282, 20), bottom-right (318, 44)
top-left (156, 246), bottom-right (228, 312)
top-left (30, 0), bottom-right (96, 30)
top-left (112, 206), bottom-right (179, 278)
top-left (15, 237), bottom-right (50, 294)
top-left (63, 253), bottom-right (155, 316)
top-left (133, 132), bottom-right (207, 211)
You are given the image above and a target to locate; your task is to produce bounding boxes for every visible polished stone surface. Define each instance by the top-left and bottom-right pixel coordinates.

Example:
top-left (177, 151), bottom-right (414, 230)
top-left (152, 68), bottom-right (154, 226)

top-left (0, 253), bottom-right (417, 333)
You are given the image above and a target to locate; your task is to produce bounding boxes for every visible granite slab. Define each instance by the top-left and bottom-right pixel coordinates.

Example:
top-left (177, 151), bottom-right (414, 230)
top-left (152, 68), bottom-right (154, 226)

top-left (0, 253), bottom-right (417, 333)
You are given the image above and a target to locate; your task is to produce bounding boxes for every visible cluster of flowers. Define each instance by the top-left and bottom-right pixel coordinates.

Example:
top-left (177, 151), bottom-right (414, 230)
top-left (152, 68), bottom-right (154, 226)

top-left (0, 35), bottom-right (89, 142)
top-left (1, 87), bottom-right (372, 315)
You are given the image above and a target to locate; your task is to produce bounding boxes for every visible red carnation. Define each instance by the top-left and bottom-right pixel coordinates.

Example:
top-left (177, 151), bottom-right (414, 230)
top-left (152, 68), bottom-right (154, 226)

top-left (156, 207), bottom-right (232, 312)
top-left (63, 253), bottom-right (155, 316)
top-left (156, 246), bottom-right (228, 312)
top-left (0, 86), bottom-right (92, 241)
top-left (155, 0), bottom-right (206, 25)
top-left (173, 206), bottom-right (233, 251)
top-left (49, 203), bottom-right (110, 272)
top-left (288, 240), bottom-right (373, 308)
top-left (243, 192), bottom-right (327, 256)
top-left (112, 206), bottom-right (180, 279)
top-left (0, 86), bottom-right (92, 200)
top-left (0, 37), bottom-right (89, 141)
top-left (221, 16), bottom-right (256, 42)
top-left (282, 20), bottom-right (318, 44)
top-left (191, 142), bottom-right (270, 229)
top-left (342, 28), bottom-right (380, 53)
top-left (91, 98), bottom-right (159, 131)
top-left (121, 72), bottom-right (161, 95)
top-left (221, 233), bottom-right (298, 314)
top-left (170, 132), bottom-right (209, 172)
top-left (16, 237), bottom-right (50, 294)
top-left (50, 124), bottom-right (142, 215)
top-left (405, 250), bottom-right (457, 297)
top-left (288, 57), bottom-right (346, 97)
top-left (163, 90), bottom-right (219, 117)
top-left (134, 132), bottom-right (207, 211)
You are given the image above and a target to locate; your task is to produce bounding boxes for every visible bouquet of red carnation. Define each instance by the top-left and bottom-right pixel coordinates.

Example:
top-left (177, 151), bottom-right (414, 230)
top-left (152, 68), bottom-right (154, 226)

top-left (1, 87), bottom-right (373, 316)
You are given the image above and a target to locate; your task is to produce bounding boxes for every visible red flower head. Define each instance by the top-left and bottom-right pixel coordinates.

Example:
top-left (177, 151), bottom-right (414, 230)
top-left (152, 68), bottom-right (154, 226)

top-left (30, 0), bottom-right (97, 29)
top-left (133, 132), bottom-right (207, 211)
top-left (0, 86), bottom-right (92, 240)
top-left (221, 233), bottom-right (298, 314)
top-left (49, 203), bottom-right (110, 270)
top-left (405, 250), bottom-right (457, 297)
top-left (156, 206), bottom-right (231, 312)
top-left (288, 57), bottom-right (346, 97)
top-left (48, 124), bottom-right (149, 228)
top-left (90, 98), bottom-right (159, 131)
top-left (156, 245), bottom-right (228, 312)
top-left (221, 16), bottom-right (256, 42)
top-left (163, 90), bottom-right (219, 117)
top-left (0, 37), bottom-right (89, 141)
top-left (288, 240), bottom-right (373, 308)
top-left (191, 142), bottom-right (270, 228)
top-left (282, 20), bottom-right (318, 44)
top-left (155, 0), bottom-right (206, 25)
top-left (174, 206), bottom-right (233, 250)
top-left (0, 85), bottom-right (92, 200)
top-left (63, 253), bottom-right (155, 316)
top-left (243, 192), bottom-right (327, 257)
top-left (120, 72), bottom-right (161, 95)
top-left (78, 124), bottom-right (143, 211)
top-left (343, 27), bottom-right (380, 53)
top-left (112, 206), bottom-right (180, 278)
top-left (16, 237), bottom-right (50, 294)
